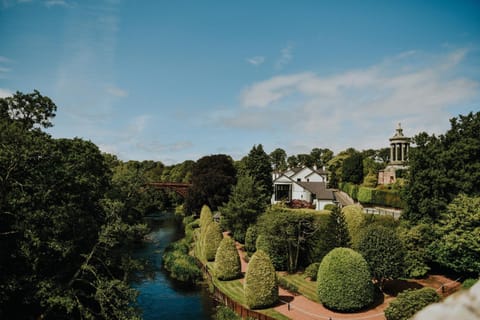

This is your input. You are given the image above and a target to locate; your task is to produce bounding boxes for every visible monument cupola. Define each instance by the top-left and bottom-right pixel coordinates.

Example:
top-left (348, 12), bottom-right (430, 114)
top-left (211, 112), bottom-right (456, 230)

top-left (389, 123), bottom-right (410, 165)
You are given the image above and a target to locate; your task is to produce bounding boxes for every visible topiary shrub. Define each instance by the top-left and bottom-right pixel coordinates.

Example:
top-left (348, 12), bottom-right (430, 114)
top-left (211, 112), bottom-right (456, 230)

top-left (304, 262), bottom-right (320, 281)
top-left (199, 205), bottom-right (213, 230)
top-left (203, 222), bottom-right (223, 261)
top-left (384, 287), bottom-right (440, 320)
top-left (317, 248), bottom-right (374, 312)
top-left (244, 250), bottom-right (278, 309)
top-left (214, 237), bottom-right (241, 280)
top-left (255, 235), bottom-right (286, 270)
top-left (244, 225), bottom-right (257, 254)
top-left (342, 205), bottom-right (366, 247)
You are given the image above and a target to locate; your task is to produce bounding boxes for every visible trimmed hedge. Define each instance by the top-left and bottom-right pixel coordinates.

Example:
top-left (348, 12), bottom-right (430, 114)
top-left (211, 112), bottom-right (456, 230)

top-left (340, 183), bottom-right (404, 208)
top-left (317, 248), bottom-right (374, 312)
top-left (304, 262), bottom-right (320, 281)
top-left (214, 237), bottom-right (241, 280)
top-left (255, 235), bottom-right (286, 270)
top-left (342, 205), bottom-right (366, 247)
top-left (244, 225), bottom-right (257, 254)
top-left (244, 250), bottom-right (278, 309)
top-left (199, 205), bottom-right (213, 230)
top-left (203, 222), bottom-right (223, 261)
top-left (384, 287), bottom-right (440, 320)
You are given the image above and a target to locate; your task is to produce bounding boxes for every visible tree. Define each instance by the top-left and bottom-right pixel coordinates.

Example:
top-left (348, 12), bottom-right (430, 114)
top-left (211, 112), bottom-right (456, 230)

top-left (310, 148), bottom-right (333, 168)
top-left (287, 155), bottom-right (299, 168)
top-left (244, 144), bottom-right (273, 205)
top-left (317, 248), bottom-right (374, 312)
top-left (403, 112), bottom-right (480, 222)
top-left (269, 148), bottom-right (287, 173)
top-left (214, 237), bottom-right (241, 280)
top-left (324, 206), bottom-right (351, 252)
top-left (297, 153), bottom-right (314, 167)
top-left (184, 154), bottom-right (237, 215)
top-left (244, 250), bottom-right (278, 309)
top-left (342, 151), bottom-right (364, 184)
top-left (428, 194), bottom-right (480, 274)
top-left (357, 225), bottom-right (405, 288)
top-left (385, 288), bottom-right (440, 320)
top-left (397, 223), bottom-right (433, 278)
top-left (220, 175), bottom-right (266, 242)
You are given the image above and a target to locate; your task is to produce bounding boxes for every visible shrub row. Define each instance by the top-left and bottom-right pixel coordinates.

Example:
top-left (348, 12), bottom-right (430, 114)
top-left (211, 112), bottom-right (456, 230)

top-left (340, 183), bottom-right (404, 208)
top-left (384, 287), bottom-right (440, 320)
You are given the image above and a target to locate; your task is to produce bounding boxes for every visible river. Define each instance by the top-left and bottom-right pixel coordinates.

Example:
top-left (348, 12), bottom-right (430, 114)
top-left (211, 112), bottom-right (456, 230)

top-left (132, 213), bottom-right (216, 319)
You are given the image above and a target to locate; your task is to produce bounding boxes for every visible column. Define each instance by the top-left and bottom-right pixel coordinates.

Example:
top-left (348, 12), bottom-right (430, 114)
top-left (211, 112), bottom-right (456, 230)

top-left (390, 144), bottom-right (394, 162)
top-left (401, 144), bottom-right (404, 162)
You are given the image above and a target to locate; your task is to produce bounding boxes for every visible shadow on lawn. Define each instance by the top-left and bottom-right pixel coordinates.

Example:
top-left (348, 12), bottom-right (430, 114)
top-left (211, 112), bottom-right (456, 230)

top-left (382, 279), bottom-right (423, 297)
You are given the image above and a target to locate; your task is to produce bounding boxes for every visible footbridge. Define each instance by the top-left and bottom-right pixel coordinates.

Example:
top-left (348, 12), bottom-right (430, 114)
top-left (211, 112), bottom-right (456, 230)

top-left (147, 182), bottom-right (192, 198)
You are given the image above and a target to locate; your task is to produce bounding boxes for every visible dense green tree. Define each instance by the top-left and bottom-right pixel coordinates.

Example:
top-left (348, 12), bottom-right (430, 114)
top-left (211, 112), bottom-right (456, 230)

top-left (244, 144), bottom-right (273, 205)
top-left (287, 155), bottom-right (299, 168)
top-left (357, 225), bottom-right (405, 288)
top-left (324, 206), bottom-right (351, 252)
top-left (385, 288), bottom-right (440, 320)
top-left (403, 112), bottom-right (480, 222)
top-left (342, 151), bottom-right (364, 184)
top-left (214, 237), bottom-right (241, 280)
top-left (184, 154), bottom-right (237, 215)
top-left (220, 175), bottom-right (266, 242)
top-left (397, 223), bottom-right (433, 278)
top-left (297, 153), bottom-right (315, 167)
top-left (317, 248), bottom-right (374, 312)
top-left (428, 194), bottom-right (480, 274)
top-left (244, 250), bottom-right (278, 309)
top-left (269, 148), bottom-right (287, 173)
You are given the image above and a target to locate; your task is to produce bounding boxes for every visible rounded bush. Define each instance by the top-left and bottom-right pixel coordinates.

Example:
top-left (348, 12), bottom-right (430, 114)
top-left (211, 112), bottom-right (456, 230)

top-left (214, 237), bottom-right (241, 280)
top-left (304, 262), bottom-right (320, 281)
top-left (244, 250), bottom-right (278, 309)
top-left (244, 226), bottom-right (257, 254)
top-left (317, 248), bottom-right (374, 312)
top-left (203, 222), bottom-right (223, 261)
top-left (385, 287), bottom-right (440, 320)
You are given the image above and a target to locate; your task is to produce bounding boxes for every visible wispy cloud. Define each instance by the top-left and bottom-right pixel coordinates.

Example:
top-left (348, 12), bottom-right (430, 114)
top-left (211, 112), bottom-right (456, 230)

top-left (215, 49), bottom-right (479, 153)
top-left (275, 43), bottom-right (293, 70)
top-left (106, 85), bottom-right (128, 97)
top-left (44, 0), bottom-right (71, 8)
top-left (246, 56), bottom-right (265, 66)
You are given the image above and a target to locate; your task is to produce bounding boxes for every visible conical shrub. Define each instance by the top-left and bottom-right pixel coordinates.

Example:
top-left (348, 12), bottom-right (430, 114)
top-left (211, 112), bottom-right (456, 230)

top-left (244, 250), bottom-right (278, 309)
top-left (203, 222), bottom-right (223, 261)
top-left (214, 237), bottom-right (241, 280)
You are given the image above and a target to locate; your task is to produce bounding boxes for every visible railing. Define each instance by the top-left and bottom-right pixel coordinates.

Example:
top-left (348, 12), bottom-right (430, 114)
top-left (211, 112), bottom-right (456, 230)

top-left (363, 207), bottom-right (402, 219)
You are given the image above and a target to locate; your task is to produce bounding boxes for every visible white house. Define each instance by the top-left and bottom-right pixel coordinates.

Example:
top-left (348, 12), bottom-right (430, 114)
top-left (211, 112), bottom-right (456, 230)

top-left (272, 167), bottom-right (337, 210)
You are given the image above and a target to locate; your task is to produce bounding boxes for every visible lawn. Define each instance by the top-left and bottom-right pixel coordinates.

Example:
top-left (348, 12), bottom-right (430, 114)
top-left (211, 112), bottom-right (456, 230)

top-left (277, 272), bottom-right (319, 302)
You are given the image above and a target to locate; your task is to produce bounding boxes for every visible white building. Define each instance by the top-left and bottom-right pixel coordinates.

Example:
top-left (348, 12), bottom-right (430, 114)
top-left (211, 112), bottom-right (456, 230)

top-left (272, 167), bottom-right (337, 210)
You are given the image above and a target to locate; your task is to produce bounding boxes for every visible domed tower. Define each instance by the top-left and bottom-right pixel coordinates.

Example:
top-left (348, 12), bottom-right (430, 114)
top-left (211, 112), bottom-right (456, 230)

top-left (378, 123), bottom-right (410, 185)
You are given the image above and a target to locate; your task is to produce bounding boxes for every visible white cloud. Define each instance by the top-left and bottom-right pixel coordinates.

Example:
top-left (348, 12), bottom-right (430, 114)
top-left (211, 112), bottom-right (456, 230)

top-left (0, 88), bottom-right (12, 98)
top-left (275, 43), bottom-right (293, 70)
top-left (246, 56), bottom-right (265, 66)
top-left (216, 49), bottom-right (479, 154)
top-left (44, 0), bottom-right (69, 7)
top-left (106, 85), bottom-right (128, 97)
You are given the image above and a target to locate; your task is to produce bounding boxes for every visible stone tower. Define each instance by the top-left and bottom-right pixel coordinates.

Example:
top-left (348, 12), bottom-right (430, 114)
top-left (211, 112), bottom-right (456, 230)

top-left (378, 123), bottom-right (410, 185)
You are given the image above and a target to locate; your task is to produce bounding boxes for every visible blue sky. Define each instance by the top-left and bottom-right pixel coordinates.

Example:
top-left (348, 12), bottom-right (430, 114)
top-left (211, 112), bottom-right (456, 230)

top-left (1, 0), bottom-right (479, 164)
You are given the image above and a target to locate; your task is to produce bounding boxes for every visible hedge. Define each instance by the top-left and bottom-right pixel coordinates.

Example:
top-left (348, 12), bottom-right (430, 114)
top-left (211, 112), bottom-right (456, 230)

top-left (214, 237), bottom-right (241, 280)
top-left (317, 248), bottom-right (374, 312)
top-left (340, 183), bottom-right (404, 208)
top-left (384, 287), bottom-right (440, 320)
top-left (203, 222), bottom-right (223, 261)
top-left (304, 262), bottom-right (320, 281)
top-left (244, 225), bottom-right (257, 255)
top-left (199, 205), bottom-right (213, 230)
top-left (244, 250), bottom-right (278, 309)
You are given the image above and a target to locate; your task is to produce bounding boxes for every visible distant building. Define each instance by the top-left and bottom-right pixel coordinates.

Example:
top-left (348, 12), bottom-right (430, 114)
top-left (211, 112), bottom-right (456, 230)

top-left (378, 123), bottom-right (410, 185)
top-left (271, 166), bottom-right (337, 210)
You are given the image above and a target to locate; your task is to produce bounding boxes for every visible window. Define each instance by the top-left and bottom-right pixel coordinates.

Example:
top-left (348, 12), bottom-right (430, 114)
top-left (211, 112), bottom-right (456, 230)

top-left (275, 184), bottom-right (291, 201)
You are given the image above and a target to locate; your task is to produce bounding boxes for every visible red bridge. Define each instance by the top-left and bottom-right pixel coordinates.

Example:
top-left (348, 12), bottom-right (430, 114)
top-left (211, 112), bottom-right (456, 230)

top-left (147, 182), bottom-right (192, 197)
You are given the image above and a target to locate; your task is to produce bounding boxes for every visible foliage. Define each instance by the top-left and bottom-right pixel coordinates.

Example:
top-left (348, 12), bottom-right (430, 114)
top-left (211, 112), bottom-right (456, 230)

top-left (255, 234), bottom-right (287, 270)
top-left (184, 154), bottom-right (237, 215)
top-left (304, 262), bottom-right (320, 281)
top-left (324, 206), bottom-right (351, 252)
top-left (324, 204), bottom-right (337, 211)
top-left (317, 248), bottom-right (374, 312)
top-left (342, 151), bottom-right (364, 184)
top-left (278, 277), bottom-right (299, 294)
top-left (163, 240), bottom-right (202, 284)
top-left (214, 237), bottom-right (241, 280)
top-left (203, 222), bottom-right (223, 261)
top-left (0, 91), bottom-right (146, 319)
top-left (342, 205), bottom-right (366, 247)
top-left (244, 226), bottom-right (258, 255)
top-left (199, 205), bottom-right (213, 230)
top-left (219, 175), bottom-right (266, 243)
top-left (269, 148), bottom-right (287, 173)
top-left (403, 112), bottom-right (480, 222)
top-left (462, 278), bottom-right (478, 289)
top-left (243, 144), bottom-right (273, 205)
top-left (384, 288), bottom-right (440, 320)
top-left (357, 225), bottom-right (405, 286)
top-left (214, 305), bottom-right (242, 320)
top-left (397, 223), bottom-right (433, 278)
top-left (244, 250), bottom-right (278, 309)
top-left (428, 194), bottom-right (480, 274)
top-left (341, 183), bottom-right (404, 208)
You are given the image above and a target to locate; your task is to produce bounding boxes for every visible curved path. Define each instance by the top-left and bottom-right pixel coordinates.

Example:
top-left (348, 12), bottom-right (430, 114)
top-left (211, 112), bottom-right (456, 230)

top-left (232, 236), bottom-right (459, 320)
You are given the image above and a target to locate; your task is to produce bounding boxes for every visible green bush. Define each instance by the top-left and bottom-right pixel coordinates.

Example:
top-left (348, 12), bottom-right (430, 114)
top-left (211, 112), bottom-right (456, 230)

top-left (255, 235), bottom-right (286, 270)
top-left (304, 262), bottom-right (320, 281)
top-left (324, 204), bottom-right (337, 211)
top-left (244, 250), bottom-right (278, 309)
top-left (317, 248), bottom-right (374, 312)
top-left (462, 278), bottom-right (478, 289)
top-left (163, 239), bottom-right (202, 284)
top-left (214, 306), bottom-right (241, 320)
top-left (203, 222), bottom-right (223, 261)
top-left (278, 277), bottom-right (299, 294)
top-left (199, 204), bottom-right (213, 230)
top-left (341, 183), bottom-right (404, 208)
top-left (342, 205), bottom-right (366, 247)
top-left (214, 237), bottom-right (241, 280)
top-left (384, 287), bottom-right (440, 320)
top-left (244, 225), bottom-right (258, 254)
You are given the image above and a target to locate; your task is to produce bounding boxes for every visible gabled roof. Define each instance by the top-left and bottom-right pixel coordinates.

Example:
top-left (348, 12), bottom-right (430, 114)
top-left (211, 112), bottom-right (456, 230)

top-left (297, 181), bottom-right (335, 200)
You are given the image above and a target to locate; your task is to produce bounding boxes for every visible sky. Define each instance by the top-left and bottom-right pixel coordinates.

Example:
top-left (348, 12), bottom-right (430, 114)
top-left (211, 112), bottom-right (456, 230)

top-left (1, 0), bottom-right (479, 164)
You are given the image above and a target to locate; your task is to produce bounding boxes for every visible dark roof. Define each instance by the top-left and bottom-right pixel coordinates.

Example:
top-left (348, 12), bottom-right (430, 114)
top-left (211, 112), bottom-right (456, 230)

top-left (297, 182), bottom-right (335, 200)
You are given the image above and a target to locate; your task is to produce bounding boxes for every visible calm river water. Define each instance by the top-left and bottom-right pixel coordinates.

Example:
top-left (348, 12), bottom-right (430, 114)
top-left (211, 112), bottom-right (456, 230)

top-left (132, 213), bottom-right (215, 319)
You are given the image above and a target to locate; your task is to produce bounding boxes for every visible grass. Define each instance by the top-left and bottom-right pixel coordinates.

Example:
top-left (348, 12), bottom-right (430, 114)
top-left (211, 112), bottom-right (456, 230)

top-left (278, 272), bottom-right (319, 302)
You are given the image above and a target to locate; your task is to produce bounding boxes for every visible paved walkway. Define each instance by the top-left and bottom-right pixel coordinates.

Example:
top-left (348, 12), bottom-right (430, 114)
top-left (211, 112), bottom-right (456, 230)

top-left (232, 236), bottom-right (459, 320)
